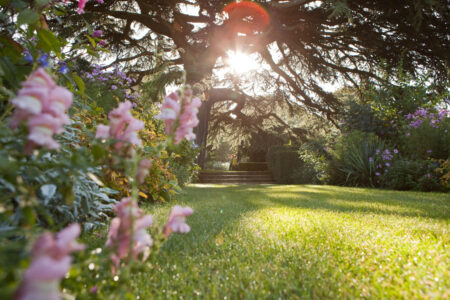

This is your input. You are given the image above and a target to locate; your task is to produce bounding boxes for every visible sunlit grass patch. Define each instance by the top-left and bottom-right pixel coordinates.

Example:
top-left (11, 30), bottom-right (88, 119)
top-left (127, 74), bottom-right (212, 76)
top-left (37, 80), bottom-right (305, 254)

top-left (133, 185), bottom-right (449, 298)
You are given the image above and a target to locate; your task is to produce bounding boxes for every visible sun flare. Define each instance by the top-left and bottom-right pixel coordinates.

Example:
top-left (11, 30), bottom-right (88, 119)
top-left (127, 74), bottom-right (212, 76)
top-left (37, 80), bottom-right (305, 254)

top-left (226, 51), bottom-right (259, 74)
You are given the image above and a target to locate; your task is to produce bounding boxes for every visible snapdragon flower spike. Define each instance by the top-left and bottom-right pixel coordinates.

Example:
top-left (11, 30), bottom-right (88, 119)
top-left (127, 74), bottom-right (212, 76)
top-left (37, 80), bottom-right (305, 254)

top-left (163, 205), bottom-right (194, 237)
top-left (106, 198), bottom-right (153, 270)
top-left (10, 68), bottom-right (73, 153)
top-left (95, 101), bottom-right (144, 149)
top-left (175, 96), bottom-right (201, 144)
top-left (155, 92), bottom-right (181, 134)
top-left (78, 0), bottom-right (87, 14)
top-left (137, 158), bottom-right (152, 184)
top-left (156, 89), bottom-right (201, 144)
top-left (26, 114), bottom-right (65, 152)
top-left (14, 224), bottom-right (85, 300)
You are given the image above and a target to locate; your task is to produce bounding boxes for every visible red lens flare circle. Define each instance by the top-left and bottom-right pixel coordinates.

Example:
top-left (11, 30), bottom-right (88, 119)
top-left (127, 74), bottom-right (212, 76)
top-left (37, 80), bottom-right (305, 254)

top-left (223, 1), bottom-right (270, 35)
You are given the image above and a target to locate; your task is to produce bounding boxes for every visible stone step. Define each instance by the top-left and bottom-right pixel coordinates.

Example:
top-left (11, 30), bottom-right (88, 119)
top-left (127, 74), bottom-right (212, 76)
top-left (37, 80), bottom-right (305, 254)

top-left (197, 171), bottom-right (275, 184)
top-left (199, 171), bottom-right (272, 176)
top-left (198, 175), bottom-right (273, 179)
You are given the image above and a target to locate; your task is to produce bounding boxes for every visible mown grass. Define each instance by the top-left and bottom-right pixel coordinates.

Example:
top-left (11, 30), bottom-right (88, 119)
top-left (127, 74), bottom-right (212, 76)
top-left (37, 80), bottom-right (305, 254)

top-left (102, 185), bottom-right (450, 299)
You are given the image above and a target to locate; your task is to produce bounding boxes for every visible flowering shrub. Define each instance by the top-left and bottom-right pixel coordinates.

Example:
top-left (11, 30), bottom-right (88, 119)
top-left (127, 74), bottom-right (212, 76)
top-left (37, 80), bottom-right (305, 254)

top-left (14, 224), bottom-right (85, 300)
top-left (402, 106), bottom-right (450, 160)
top-left (0, 1), bottom-right (200, 298)
top-left (10, 68), bottom-right (73, 153)
top-left (156, 89), bottom-right (202, 144)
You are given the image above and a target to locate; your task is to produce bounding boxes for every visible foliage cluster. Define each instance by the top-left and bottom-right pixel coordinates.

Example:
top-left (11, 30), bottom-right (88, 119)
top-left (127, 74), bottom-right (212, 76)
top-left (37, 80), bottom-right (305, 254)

top-left (298, 74), bottom-right (449, 192)
top-left (266, 145), bottom-right (305, 184)
top-left (0, 1), bottom-right (199, 298)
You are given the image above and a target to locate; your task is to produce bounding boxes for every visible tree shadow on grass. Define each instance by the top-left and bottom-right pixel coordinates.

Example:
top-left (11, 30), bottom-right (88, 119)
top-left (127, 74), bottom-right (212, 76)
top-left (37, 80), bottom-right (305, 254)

top-left (139, 184), bottom-right (449, 298)
top-left (162, 184), bottom-right (449, 253)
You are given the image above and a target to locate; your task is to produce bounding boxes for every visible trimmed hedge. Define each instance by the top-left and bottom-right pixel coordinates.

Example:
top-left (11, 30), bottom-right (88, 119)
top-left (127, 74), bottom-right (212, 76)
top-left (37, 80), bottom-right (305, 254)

top-left (267, 145), bottom-right (305, 184)
top-left (234, 162), bottom-right (269, 171)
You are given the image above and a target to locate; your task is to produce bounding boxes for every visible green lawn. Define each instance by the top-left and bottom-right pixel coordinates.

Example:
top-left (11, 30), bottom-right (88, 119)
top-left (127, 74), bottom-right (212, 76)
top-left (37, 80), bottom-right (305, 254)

top-left (130, 185), bottom-right (448, 298)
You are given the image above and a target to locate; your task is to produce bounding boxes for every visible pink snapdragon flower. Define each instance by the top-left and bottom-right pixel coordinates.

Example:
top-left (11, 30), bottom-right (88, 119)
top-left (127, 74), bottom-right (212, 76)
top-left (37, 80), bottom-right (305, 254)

top-left (26, 114), bottom-right (65, 152)
top-left (95, 101), bottom-right (145, 149)
top-left (156, 92), bottom-right (181, 134)
top-left (175, 96), bottom-right (201, 144)
top-left (14, 224), bottom-right (85, 300)
top-left (137, 159), bottom-right (152, 184)
top-left (163, 205), bottom-right (194, 237)
top-left (10, 68), bottom-right (73, 153)
top-left (156, 89), bottom-right (201, 144)
top-left (78, 0), bottom-right (87, 14)
top-left (106, 198), bottom-right (153, 270)
top-left (22, 68), bottom-right (56, 89)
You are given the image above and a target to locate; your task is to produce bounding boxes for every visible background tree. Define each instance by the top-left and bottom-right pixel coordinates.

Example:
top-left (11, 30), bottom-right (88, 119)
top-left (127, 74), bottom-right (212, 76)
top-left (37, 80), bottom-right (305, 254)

top-left (40, 0), bottom-right (449, 166)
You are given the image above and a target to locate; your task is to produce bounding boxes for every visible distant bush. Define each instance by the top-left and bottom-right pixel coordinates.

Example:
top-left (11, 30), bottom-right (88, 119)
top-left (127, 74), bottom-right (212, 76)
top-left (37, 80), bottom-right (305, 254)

top-left (267, 145), bottom-right (304, 184)
top-left (298, 137), bottom-right (332, 184)
top-left (327, 131), bottom-right (387, 187)
top-left (381, 160), bottom-right (442, 191)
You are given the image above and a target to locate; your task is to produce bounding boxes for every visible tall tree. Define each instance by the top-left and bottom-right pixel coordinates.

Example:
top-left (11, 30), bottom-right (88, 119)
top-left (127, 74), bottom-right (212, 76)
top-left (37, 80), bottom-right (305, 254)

top-left (45, 0), bottom-right (449, 166)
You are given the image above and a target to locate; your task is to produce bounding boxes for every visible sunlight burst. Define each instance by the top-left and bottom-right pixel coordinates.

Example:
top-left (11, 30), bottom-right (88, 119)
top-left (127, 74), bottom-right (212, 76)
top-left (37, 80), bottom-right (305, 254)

top-left (226, 51), bottom-right (259, 74)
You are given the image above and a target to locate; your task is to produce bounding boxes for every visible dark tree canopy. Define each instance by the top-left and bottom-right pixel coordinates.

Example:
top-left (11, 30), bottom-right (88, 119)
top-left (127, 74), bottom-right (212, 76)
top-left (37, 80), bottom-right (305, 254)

top-left (45, 0), bottom-right (449, 165)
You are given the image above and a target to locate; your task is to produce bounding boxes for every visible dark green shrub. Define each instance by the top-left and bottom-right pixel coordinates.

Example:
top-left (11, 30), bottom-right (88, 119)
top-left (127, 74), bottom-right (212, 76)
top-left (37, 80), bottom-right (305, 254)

top-left (400, 109), bottom-right (450, 160)
top-left (328, 131), bottom-right (385, 187)
top-left (267, 146), bottom-right (304, 184)
top-left (381, 160), bottom-right (442, 191)
top-left (298, 137), bottom-right (333, 184)
top-left (166, 140), bottom-right (200, 186)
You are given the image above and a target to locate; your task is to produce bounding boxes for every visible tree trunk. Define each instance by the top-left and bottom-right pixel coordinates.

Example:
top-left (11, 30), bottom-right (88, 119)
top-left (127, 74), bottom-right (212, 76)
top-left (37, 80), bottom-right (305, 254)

top-left (194, 100), bottom-right (211, 169)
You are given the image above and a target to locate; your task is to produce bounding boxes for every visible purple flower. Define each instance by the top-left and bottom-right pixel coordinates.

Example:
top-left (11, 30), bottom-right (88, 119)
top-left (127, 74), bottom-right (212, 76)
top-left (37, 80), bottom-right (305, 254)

top-left (393, 149), bottom-right (398, 154)
top-left (38, 54), bottom-right (49, 67)
top-left (99, 40), bottom-right (107, 46)
top-left (385, 162), bottom-right (391, 167)
top-left (111, 85), bottom-right (117, 90)
top-left (438, 109), bottom-right (448, 120)
top-left (406, 132), bottom-right (411, 137)
top-left (382, 149), bottom-right (393, 161)
top-left (92, 30), bottom-right (103, 38)
top-left (375, 172), bottom-right (380, 176)
top-left (414, 107), bottom-right (428, 117)
top-left (375, 149), bottom-right (380, 154)
top-left (369, 157), bottom-right (373, 162)
top-left (426, 149), bottom-right (432, 154)
top-left (58, 62), bottom-right (69, 74)
top-left (409, 119), bottom-right (423, 128)
top-left (24, 49), bottom-right (33, 63)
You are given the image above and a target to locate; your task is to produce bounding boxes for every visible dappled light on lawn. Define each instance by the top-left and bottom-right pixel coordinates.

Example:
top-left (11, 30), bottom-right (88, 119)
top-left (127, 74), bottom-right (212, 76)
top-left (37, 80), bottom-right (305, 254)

top-left (140, 184), bottom-right (449, 298)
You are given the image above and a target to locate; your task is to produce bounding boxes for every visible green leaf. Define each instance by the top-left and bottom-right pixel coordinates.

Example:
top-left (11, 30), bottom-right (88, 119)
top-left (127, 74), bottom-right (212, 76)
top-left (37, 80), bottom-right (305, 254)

top-left (0, 0), bottom-right (11, 8)
top-left (72, 74), bottom-right (85, 94)
top-left (37, 29), bottom-right (61, 57)
top-left (92, 144), bottom-right (105, 162)
top-left (86, 35), bottom-right (96, 48)
top-left (40, 184), bottom-right (57, 205)
top-left (81, 197), bottom-right (90, 213)
top-left (35, 0), bottom-right (49, 8)
top-left (22, 207), bottom-right (36, 226)
top-left (17, 9), bottom-right (40, 26)
top-left (11, 0), bottom-right (27, 10)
